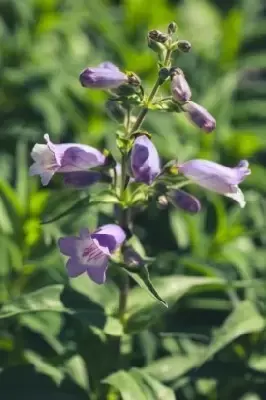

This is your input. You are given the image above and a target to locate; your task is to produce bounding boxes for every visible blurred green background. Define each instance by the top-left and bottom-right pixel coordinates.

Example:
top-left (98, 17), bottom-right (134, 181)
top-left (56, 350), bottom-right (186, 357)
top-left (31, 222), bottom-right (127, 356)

top-left (1, 0), bottom-right (266, 399)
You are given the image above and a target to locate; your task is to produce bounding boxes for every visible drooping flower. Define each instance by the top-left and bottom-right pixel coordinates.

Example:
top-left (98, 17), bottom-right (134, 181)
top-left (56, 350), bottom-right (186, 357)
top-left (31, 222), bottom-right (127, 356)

top-left (167, 189), bottom-right (201, 213)
top-left (130, 135), bottom-right (161, 185)
top-left (171, 68), bottom-right (191, 103)
top-left (178, 159), bottom-right (251, 208)
top-left (29, 134), bottom-right (105, 186)
top-left (58, 224), bottom-right (126, 284)
top-left (79, 62), bottom-right (128, 89)
top-left (183, 101), bottom-right (216, 133)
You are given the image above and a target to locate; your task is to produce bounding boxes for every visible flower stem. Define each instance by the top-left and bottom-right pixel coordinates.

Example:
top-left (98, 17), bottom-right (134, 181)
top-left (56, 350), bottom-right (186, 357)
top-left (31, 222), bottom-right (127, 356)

top-left (117, 47), bottom-right (173, 324)
top-left (130, 47), bottom-right (172, 134)
top-left (118, 272), bottom-right (129, 323)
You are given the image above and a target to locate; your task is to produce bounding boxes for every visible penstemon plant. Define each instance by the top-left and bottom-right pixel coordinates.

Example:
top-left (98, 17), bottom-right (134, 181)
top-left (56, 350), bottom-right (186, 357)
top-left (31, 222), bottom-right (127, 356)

top-left (29, 22), bottom-right (251, 395)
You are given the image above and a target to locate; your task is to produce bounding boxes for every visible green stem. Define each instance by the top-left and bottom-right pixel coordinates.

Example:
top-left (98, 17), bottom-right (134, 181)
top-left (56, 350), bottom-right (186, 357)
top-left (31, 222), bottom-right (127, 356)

top-left (117, 47), bottom-right (173, 325)
top-left (118, 272), bottom-right (129, 323)
top-left (130, 47), bottom-right (172, 133)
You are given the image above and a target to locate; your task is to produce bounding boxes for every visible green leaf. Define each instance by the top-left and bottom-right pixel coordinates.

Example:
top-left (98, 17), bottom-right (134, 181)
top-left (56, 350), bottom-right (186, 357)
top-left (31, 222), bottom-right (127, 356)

top-left (24, 350), bottom-right (64, 386)
top-left (143, 354), bottom-right (202, 382)
top-left (202, 301), bottom-right (265, 365)
top-left (69, 275), bottom-right (119, 312)
top-left (169, 210), bottom-right (190, 249)
top-left (15, 139), bottom-right (29, 209)
top-left (64, 355), bottom-right (89, 392)
top-left (103, 370), bottom-right (147, 400)
top-left (130, 368), bottom-right (176, 400)
top-left (125, 266), bottom-right (167, 307)
top-left (124, 276), bottom-right (226, 333)
top-left (0, 179), bottom-right (24, 236)
top-left (0, 285), bottom-right (66, 318)
top-left (41, 194), bottom-right (91, 224)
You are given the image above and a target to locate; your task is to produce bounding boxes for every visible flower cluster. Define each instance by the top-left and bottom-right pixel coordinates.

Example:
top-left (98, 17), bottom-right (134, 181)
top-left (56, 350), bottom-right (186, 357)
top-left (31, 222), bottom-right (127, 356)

top-left (29, 23), bottom-right (251, 285)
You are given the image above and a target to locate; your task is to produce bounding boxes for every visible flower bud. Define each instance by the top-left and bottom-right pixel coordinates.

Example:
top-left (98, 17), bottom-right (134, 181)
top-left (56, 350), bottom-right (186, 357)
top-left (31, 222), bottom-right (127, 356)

top-left (167, 189), bottom-right (201, 214)
top-left (79, 62), bottom-right (128, 89)
top-left (147, 37), bottom-right (167, 62)
top-left (168, 22), bottom-right (177, 35)
top-left (171, 68), bottom-right (191, 103)
top-left (130, 135), bottom-right (161, 185)
top-left (183, 101), bottom-right (216, 133)
top-left (127, 72), bottom-right (141, 86)
top-left (105, 100), bottom-right (126, 123)
top-left (148, 30), bottom-right (168, 44)
top-left (177, 40), bottom-right (192, 53)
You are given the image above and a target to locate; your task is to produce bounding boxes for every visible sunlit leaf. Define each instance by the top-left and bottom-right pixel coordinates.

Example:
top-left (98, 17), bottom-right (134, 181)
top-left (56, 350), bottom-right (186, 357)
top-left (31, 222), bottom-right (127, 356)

top-left (201, 301), bottom-right (265, 365)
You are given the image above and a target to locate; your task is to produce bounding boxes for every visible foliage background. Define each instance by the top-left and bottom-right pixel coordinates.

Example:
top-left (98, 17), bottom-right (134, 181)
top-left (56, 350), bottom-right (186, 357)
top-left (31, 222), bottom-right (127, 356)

top-left (1, 0), bottom-right (266, 399)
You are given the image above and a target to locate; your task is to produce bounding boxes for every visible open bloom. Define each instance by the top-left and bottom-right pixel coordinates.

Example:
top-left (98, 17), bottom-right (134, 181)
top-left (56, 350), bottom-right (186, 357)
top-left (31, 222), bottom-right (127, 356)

top-left (79, 62), bottom-right (128, 89)
top-left (171, 68), bottom-right (191, 102)
top-left (167, 189), bottom-right (201, 214)
top-left (58, 224), bottom-right (126, 284)
top-left (29, 134), bottom-right (105, 186)
top-left (183, 101), bottom-right (216, 133)
top-left (179, 159), bottom-right (251, 208)
top-left (130, 135), bottom-right (161, 185)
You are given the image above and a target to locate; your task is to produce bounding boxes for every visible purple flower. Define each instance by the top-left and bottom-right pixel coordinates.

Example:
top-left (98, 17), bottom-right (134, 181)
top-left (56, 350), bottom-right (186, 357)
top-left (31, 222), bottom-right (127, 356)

top-left (179, 159), bottom-right (251, 208)
top-left (58, 224), bottom-right (126, 284)
top-left (79, 62), bottom-right (128, 89)
top-left (183, 101), bottom-right (216, 133)
top-left (167, 189), bottom-right (201, 214)
top-left (171, 69), bottom-right (191, 102)
top-left (130, 135), bottom-right (161, 185)
top-left (29, 134), bottom-right (105, 186)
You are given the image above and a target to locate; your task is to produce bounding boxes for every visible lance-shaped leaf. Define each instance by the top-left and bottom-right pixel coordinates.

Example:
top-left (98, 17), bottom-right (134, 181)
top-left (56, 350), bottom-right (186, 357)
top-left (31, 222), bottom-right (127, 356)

top-left (103, 370), bottom-right (147, 400)
top-left (122, 276), bottom-right (226, 333)
top-left (200, 300), bottom-right (265, 365)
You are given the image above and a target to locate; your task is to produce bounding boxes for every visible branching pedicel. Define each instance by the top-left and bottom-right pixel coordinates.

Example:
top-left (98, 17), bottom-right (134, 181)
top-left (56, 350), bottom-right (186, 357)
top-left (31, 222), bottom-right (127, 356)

top-left (29, 23), bottom-right (251, 315)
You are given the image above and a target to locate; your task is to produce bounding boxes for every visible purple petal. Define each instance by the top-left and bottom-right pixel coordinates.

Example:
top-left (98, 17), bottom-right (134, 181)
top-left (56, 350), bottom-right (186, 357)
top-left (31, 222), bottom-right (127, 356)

top-left (91, 224), bottom-right (126, 253)
top-left (179, 159), bottom-right (248, 188)
top-left (79, 65), bottom-right (127, 89)
top-left (131, 135), bottom-right (161, 185)
top-left (59, 146), bottom-right (105, 172)
top-left (168, 189), bottom-right (201, 214)
top-left (66, 257), bottom-right (87, 277)
top-left (86, 257), bottom-right (109, 284)
top-left (179, 159), bottom-right (250, 205)
top-left (234, 160), bottom-right (251, 183)
top-left (183, 102), bottom-right (216, 133)
top-left (58, 236), bottom-right (78, 257)
top-left (171, 69), bottom-right (191, 102)
top-left (98, 62), bottom-right (120, 71)
top-left (63, 171), bottom-right (102, 188)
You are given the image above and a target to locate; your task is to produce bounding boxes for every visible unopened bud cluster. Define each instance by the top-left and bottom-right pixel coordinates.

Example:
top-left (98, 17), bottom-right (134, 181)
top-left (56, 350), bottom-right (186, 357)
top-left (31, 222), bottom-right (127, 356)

top-left (147, 24), bottom-right (215, 133)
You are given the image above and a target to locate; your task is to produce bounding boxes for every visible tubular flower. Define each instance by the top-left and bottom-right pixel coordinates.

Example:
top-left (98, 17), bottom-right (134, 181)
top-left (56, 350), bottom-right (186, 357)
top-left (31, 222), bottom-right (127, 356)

top-left (29, 134), bottom-right (105, 186)
top-left (183, 101), bottom-right (216, 133)
top-left (79, 62), bottom-right (128, 89)
top-left (167, 189), bottom-right (201, 213)
top-left (130, 135), bottom-right (161, 185)
top-left (58, 224), bottom-right (126, 284)
top-left (171, 68), bottom-right (191, 102)
top-left (178, 159), bottom-right (251, 208)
